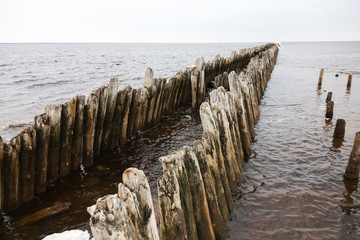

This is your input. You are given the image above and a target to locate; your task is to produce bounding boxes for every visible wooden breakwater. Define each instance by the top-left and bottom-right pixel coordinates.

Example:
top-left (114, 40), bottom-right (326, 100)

top-left (0, 44), bottom-right (276, 214)
top-left (87, 44), bottom-right (279, 239)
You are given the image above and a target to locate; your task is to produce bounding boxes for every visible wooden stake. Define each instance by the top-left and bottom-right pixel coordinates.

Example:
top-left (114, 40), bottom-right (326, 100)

top-left (325, 101), bottom-right (334, 119)
top-left (344, 132), bottom-right (360, 179)
top-left (347, 75), bottom-right (352, 89)
top-left (94, 86), bottom-right (108, 155)
top-left (71, 95), bottom-right (85, 170)
top-left (119, 86), bottom-right (134, 145)
top-left (109, 90), bottom-right (126, 149)
top-left (333, 119), bottom-right (346, 138)
top-left (326, 92), bottom-right (333, 103)
top-left (318, 68), bottom-right (324, 87)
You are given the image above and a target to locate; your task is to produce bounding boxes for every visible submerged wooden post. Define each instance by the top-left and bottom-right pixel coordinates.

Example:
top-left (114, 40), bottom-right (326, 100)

top-left (326, 92), bottom-right (332, 103)
top-left (318, 68), bottom-right (324, 87)
top-left (45, 104), bottom-right (62, 183)
top-left (333, 119), bottom-right (346, 138)
top-left (71, 95), bottom-right (85, 170)
top-left (59, 97), bottom-right (76, 176)
top-left (344, 132), bottom-right (360, 179)
top-left (347, 75), bottom-right (352, 90)
top-left (325, 101), bottom-right (334, 119)
top-left (19, 126), bottom-right (36, 204)
top-left (34, 113), bottom-right (51, 193)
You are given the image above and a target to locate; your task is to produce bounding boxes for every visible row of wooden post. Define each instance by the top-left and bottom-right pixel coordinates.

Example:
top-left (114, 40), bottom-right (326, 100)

top-left (87, 44), bottom-right (280, 239)
top-left (0, 44), bottom-right (276, 213)
top-left (320, 70), bottom-right (360, 180)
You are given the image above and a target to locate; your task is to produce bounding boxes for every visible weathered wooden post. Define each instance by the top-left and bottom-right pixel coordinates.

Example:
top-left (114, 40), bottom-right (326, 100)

top-left (3, 136), bottom-right (21, 211)
top-left (347, 75), bottom-right (352, 90)
top-left (19, 127), bottom-right (36, 204)
top-left (94, 86), bottom-right (108, 155)
top-left (325, 101), bottom-right (334, 119)
top-left (333, 119), bottom-right (346, 138)
top-left (102, 77), bottom-right (119, 151)
top-left (318, 68), bottom-right (324, 87)
top-left (119, 86), bottom-right (134, 145)
top-left (326, 92), bottom-right (333, 103)
top-left (45, 104), bottom-right (62, 183)
top-left (71, 95), bottom-right (85, 170)
top-left (59, 97), bottom-right (76, 176)
top-left (83, 91), bottom-right (99, 167)
top-left (109, 90), bottom-right (126, 149)
top-left (34, 113), bottom-right (50, 193)
top-left (144, 68), bottom-right (157, 127)
top-left (0, 136), bottom-right (3, 212)
top-left (344, 132), bottom-right (360, 179)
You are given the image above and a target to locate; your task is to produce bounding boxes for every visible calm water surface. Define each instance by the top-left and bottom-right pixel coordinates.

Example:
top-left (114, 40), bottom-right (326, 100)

top-left (0, 42), bottom-right (359, 239)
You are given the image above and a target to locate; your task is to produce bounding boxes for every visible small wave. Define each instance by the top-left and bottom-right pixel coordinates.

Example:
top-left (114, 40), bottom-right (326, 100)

top-left (338, 71), bottom-right (360, 75)
top-left (0, 63), bottom-right (11, 67)
top-left (28, 80), bottom-right (71, 88)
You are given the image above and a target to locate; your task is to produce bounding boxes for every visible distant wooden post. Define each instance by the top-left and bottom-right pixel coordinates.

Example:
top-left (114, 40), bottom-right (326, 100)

top-left (333, 119), bottom-right (346, 138)
top-left (318, 68), bottom-right (324, 87)
top-left (344, 132), bottom-right (360, 179)
top-left (325, 101), bottom-right (334, 119)
top-left (347, 75), bottom-right (352, 90)
top-left (326, 92), bottom-right (332, 103)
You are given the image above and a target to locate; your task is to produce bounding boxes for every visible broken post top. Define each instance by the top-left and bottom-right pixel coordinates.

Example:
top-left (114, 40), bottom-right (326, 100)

top-left (144, 67), bottom-right (154, 88)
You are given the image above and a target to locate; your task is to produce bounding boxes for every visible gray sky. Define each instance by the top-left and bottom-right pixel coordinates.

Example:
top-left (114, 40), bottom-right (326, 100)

top-left (1, 0), bottom-right (359, 42)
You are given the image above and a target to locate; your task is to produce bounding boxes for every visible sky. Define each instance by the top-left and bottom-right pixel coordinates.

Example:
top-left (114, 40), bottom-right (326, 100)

top-left (0, 0), bottom-right (359, 43)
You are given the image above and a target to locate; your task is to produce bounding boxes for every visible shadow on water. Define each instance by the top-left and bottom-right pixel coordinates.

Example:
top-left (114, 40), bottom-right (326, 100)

top-left (0, 105), bottom-right (203, 239)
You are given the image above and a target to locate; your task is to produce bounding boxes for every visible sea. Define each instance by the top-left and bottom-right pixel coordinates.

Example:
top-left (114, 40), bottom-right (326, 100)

top-left (0, 42), bottom-right (359, 239)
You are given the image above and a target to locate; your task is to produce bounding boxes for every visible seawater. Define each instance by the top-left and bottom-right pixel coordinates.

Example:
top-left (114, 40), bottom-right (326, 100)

top-left (0, 42), bottom-right (359, 239)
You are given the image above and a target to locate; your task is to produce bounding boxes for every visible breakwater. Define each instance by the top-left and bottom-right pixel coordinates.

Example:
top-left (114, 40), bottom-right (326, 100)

top-left (87, 44), bottom-right (279, 239)
top-left (0, 43), bottom-right (277, 215)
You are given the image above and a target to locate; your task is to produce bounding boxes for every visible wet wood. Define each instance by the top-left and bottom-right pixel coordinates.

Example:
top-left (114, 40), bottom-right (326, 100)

top-left (240, 80), bottom-right (256, 140)
top-left (101, 77), bottom-right (119, 151)
top-left (182, 146), bottom-right (215, 240)
top-left (191, 70), bottom-right (199, 111)
top-left (193, 140), bottom-right (228, 239)
top-left (11, 202), bottom-right (71, 230)
top-left (126, 88), bottom-right (137, 138)
top-left (347, 75), bottom-right (352, 89)
top-left (137, 87), bottom-right (150, 132)
top-left (326, 92), bottom-right (333, 103)
top-left (344, 132), bottom-right (360, 179)
top-left (0, 137), bottom-right (3, 212)
top-left (71, 95), bottom-right (85, 170)
top-left (119, 86), bottom-right (134, 145)
top-left (325, 100), bottom-right (334, 119)
top-left (94, 86), bottom-right (108, 155)
top-left (152, 78), bottom-right (163, 124)
top-left (158, 170), bottom-right (188, 240)
top-left (160, 150), bottom-right (198, 240)
top-left (34, 113), bottom-right (51, 193)
top-left (318, 68), bottom-right (324, 87)
top-left (145, 69), bottom-right (157, 127)
top-left (59, 97), bottom-right (76, 176)
top-left (19, 126), bottom-right (36, 204)
top-left (83, 91), bottom-right (99, 167)
top-left (119, 168), bottom-right (159, 240)
top-left (45, 104), bottom-right (62, 183)
top-left (3, 136), bottom-right (21, 211)
top-left (333, 119), bottom-right (346, 138)
top-left (109, 89), bottom-right (126, 149)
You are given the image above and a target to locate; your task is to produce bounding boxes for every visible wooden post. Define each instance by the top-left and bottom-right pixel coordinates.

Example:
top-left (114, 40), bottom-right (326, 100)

top-left (318, 68), bottom-right (324, 87)
top-left (109, 90), bottom-right (126, 149)
top-left (157, 79), bottom-right (168, 120)
top-left (191, 70), bottom-right (199, 111)
top-left (127, 88), bottom-right (137, 138)
top-left (3, 136), bottom-right (21, 211)
top-left (182, 146), bottom-right (215, 240)
top-left (240, 80), bottom-right (256, 140)
top-left (101, 77), bottom-right (119, 151)
top-left (152, 79), bottom-right (163, 124)
top-left (83, 91), bottom-right (99, 167)
top-left (19, 127), bottom-right (36, 204)
top-left (59, 97), bottom-right (76, 176)
top-left (71, 95), bottom-right (85, 170)
top-left (144, 68), bottom-right (156, 127)
top-left (94, 86), bottom-right (108, 155)
top-left (34, 113), bottom-right (51, 193)
top-left (119, 86), bottom-right (133, 145)
top-left (45, 104), bottom-right (62, 183)
top-left (344, 132), bottom-right (360, 179)
top-left (347, 75), bottom-right (352, 90)
top-left (0, 136), bottom-right (3, 212)
top-left (193, 140), bottom-right (228, 239)
top-left (326, 92), bottom-right (333, 103)
top-left (158, 170), bottom-right (188, 240)
top-left (333, 119), bottom-right (346, 138)
top-left (325, 101), bottom-right (334, 119)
